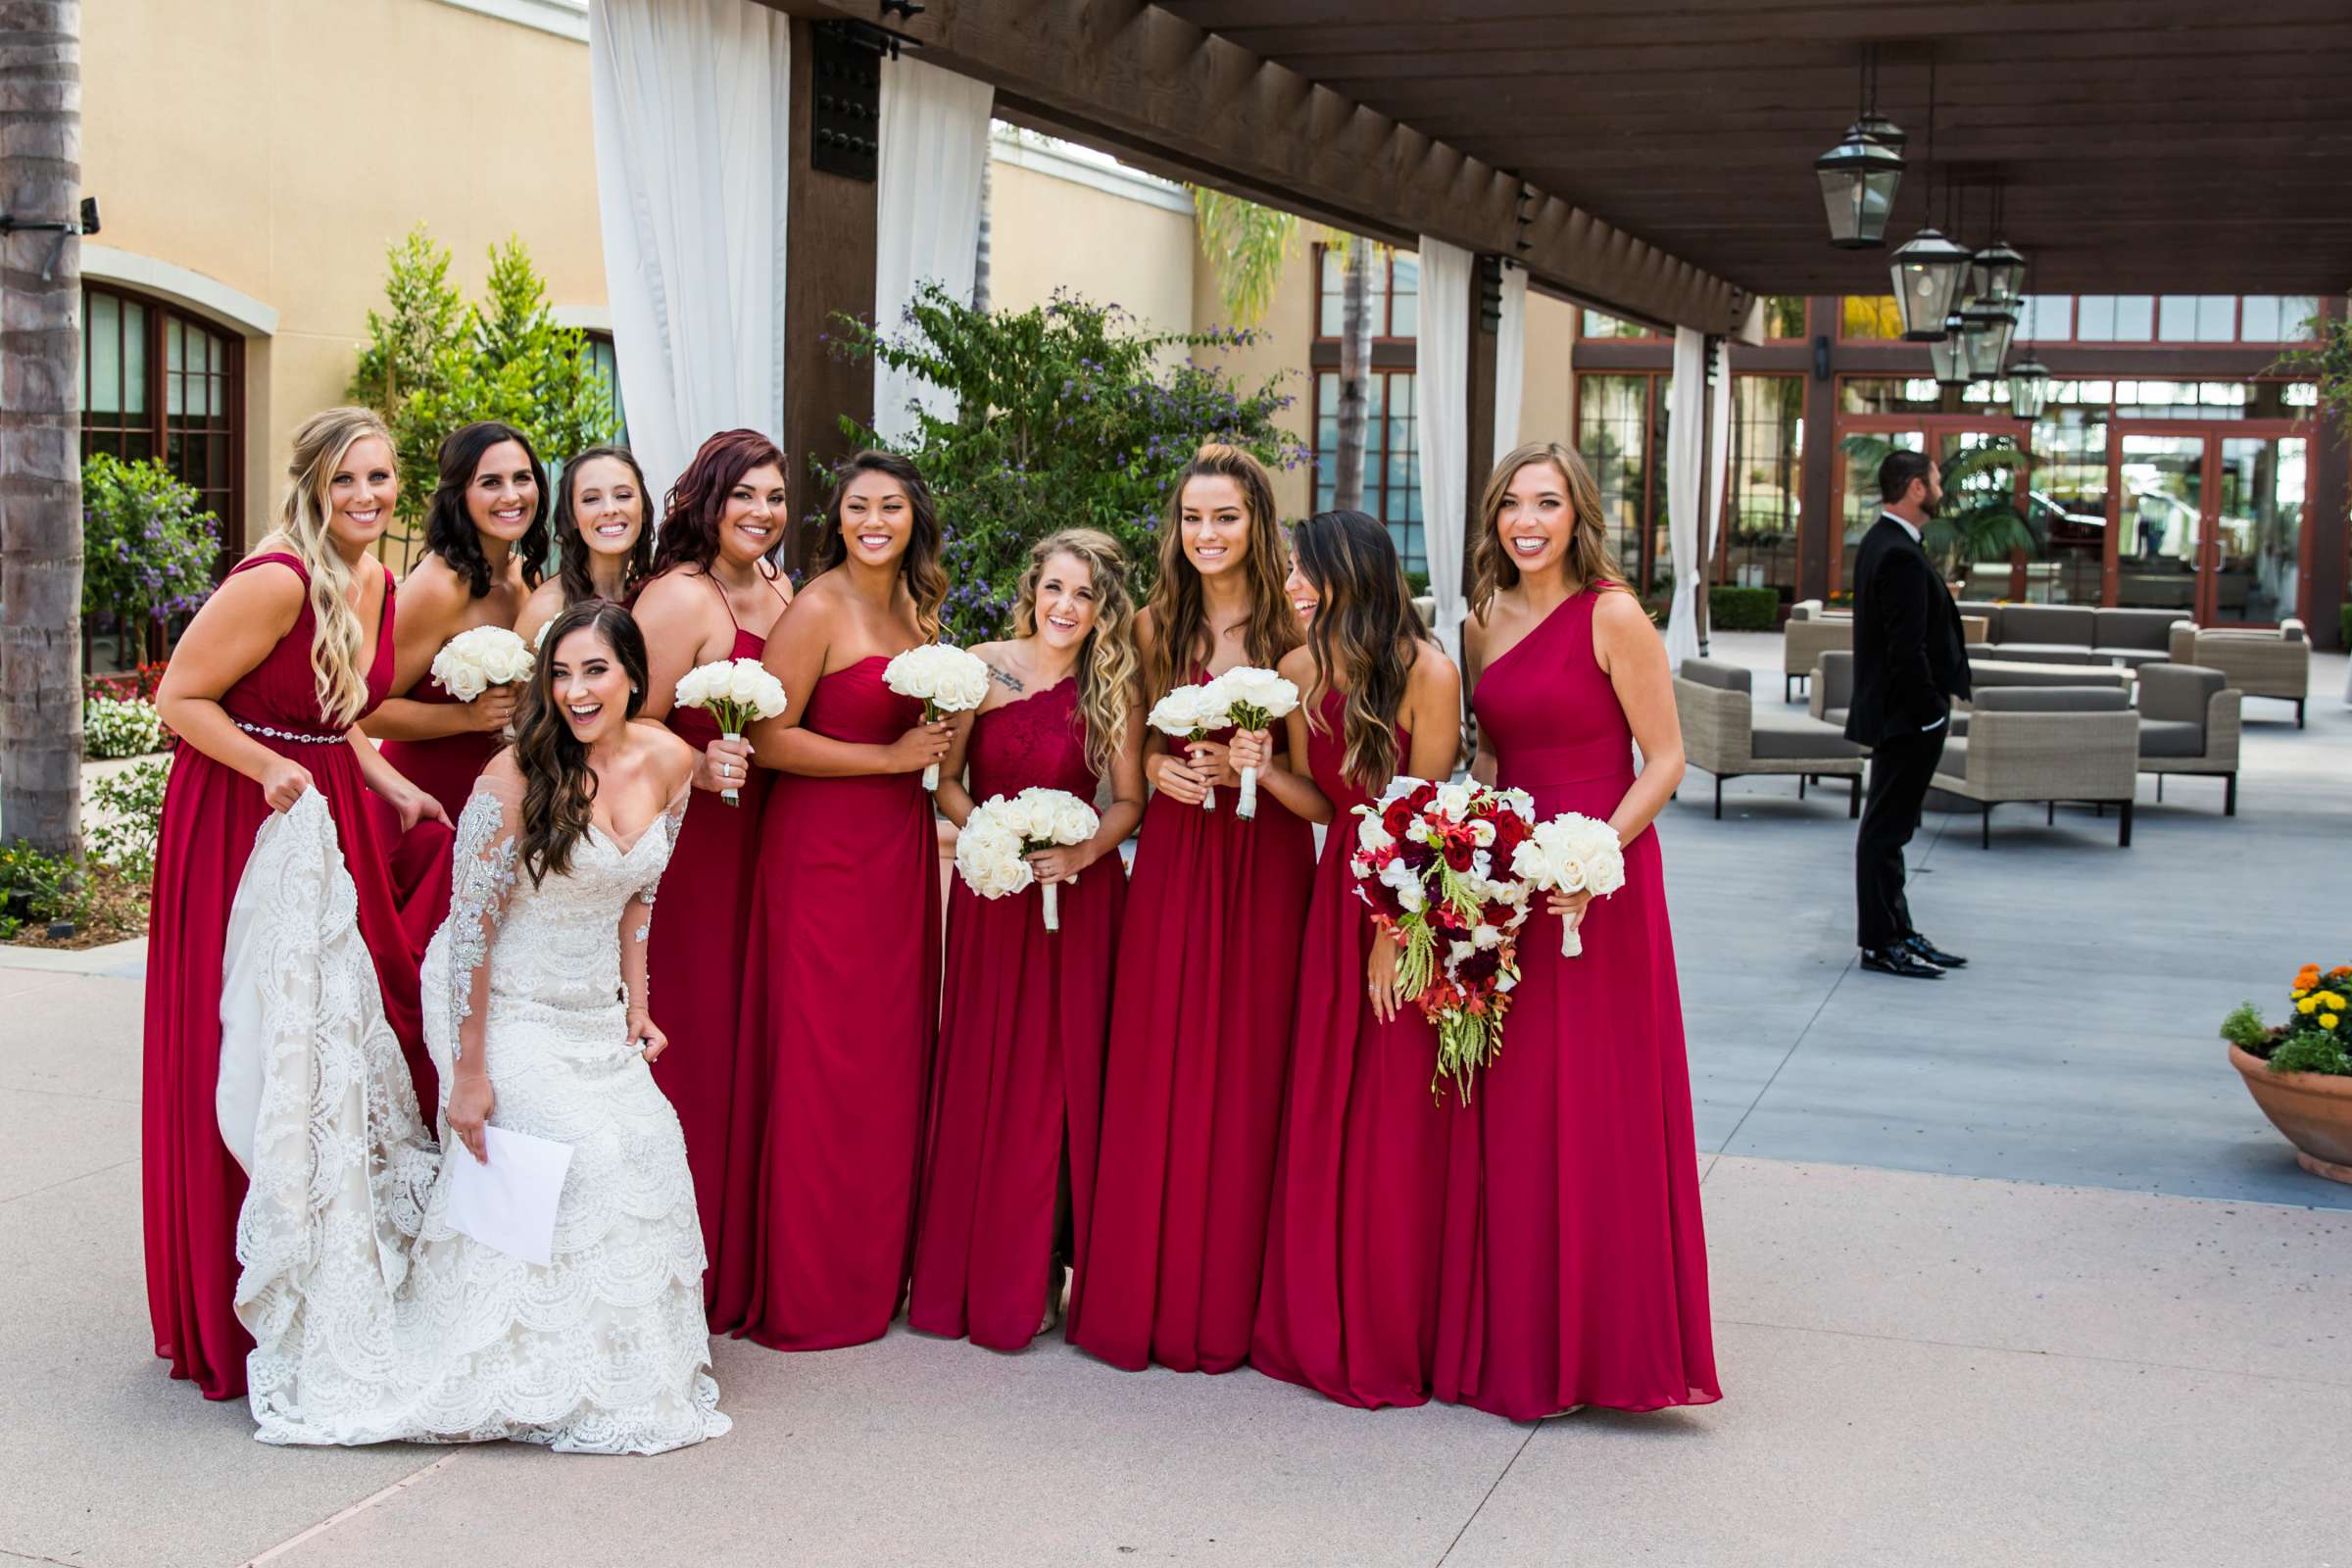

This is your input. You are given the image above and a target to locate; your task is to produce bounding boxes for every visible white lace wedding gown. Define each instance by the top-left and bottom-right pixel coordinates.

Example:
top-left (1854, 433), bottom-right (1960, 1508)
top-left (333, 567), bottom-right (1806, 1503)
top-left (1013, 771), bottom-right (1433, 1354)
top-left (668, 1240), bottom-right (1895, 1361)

top-left (221, 768), bottom-right (728, 1454)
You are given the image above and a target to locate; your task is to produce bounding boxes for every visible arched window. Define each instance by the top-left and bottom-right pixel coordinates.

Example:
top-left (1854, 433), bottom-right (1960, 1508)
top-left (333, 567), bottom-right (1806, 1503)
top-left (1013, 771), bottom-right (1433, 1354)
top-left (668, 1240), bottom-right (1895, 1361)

top-left (81, 283), bottom-right (245, 556)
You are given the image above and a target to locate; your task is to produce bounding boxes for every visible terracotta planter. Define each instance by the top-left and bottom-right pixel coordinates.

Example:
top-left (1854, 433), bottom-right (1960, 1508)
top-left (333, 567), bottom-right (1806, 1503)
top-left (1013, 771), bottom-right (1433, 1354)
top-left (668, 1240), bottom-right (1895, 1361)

top-left (2229, 1044), bottom-right (2352, 1185)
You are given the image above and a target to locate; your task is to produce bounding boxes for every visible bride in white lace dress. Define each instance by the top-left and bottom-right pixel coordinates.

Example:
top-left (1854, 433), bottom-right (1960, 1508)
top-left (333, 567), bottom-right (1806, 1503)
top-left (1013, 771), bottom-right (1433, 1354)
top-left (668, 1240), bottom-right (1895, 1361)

top-left (223, 600), bottom-right (728, 1453)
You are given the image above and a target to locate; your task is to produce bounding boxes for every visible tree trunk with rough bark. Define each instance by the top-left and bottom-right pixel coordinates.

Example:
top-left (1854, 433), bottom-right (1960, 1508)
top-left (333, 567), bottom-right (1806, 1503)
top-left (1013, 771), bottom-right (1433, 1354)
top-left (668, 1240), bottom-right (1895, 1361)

top-left (971, 152), bottom-right (992, 313)
top-left (1332, 237), bottom-right (1373, 514)
top-left (0, 0), bottom-right (85, 856)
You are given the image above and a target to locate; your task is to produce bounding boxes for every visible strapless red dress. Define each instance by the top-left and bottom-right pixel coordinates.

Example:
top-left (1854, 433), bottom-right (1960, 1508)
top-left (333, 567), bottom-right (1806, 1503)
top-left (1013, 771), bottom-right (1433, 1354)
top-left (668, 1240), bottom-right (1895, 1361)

top-left (1251, 689), bottom-right (1461, 1407)
top-left (374, 677), bottom-right (500, 825)
top-left (142, 552), bottom-right (451, 1400)
top-left (908, 680), bottom-right (1122, 1350)
top-left (1068, 687), bottom-right (1315, 1374)
top-left (1436, 588), bottom-right (1720, 1418)
top-left (734, 657), bottom-right (941, 1350)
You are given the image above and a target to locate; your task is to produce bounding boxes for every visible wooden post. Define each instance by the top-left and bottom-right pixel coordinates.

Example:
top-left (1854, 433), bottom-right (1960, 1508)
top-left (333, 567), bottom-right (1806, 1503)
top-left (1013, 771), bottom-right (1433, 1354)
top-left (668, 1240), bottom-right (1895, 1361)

top-left (782, 18), bottom-right (878, 568)
top-left (1797, 296), bottom-right (1839, 602)
top-left (1464, 256), bottom-right (1501, 576)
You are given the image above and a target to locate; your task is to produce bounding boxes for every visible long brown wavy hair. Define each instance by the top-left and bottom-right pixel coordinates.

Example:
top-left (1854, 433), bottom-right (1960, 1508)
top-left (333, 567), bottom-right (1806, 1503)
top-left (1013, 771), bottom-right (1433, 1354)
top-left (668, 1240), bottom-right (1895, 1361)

top-left (512, 600), bottom-right (648, 887)
top-left (274, 407), bottom-right (394, 728)
top-left (547, 444), bottom-right (654, 603)
top-left (1142, 443), bottom-right (1298, 704)
top-left (808, 450), bottom-right (949, 642)
top-left (647, 428), bottom-right (788, 580)
top-left (1010, 528), bottom-right (1139, 786)
top-left (1294, 510), bottom-right (1428, 793)
top-left (1468, 440), bottom-right (1624, 618)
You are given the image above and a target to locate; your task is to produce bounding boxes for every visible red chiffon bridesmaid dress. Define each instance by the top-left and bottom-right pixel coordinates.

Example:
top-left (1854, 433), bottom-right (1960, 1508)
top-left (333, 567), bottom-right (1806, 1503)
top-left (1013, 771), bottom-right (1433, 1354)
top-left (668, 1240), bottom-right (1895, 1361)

top-left (735, 657), bottom-right (940, 1350)
top-left (142, 553), bottom-right (452, 1400)
top-left (1251, 690), bottom-right (1459, 1407)
top-left (1068, 687), bottom-right (1314, 1374)
top-left (908, 681), bottom-right (1122, 1351)
top-left (656, 583), bottom-right (782, 1327)
top-left (374, 680), bottom-right (500, 824)
top-left (1436, 587), bottom-right (1720, 1419)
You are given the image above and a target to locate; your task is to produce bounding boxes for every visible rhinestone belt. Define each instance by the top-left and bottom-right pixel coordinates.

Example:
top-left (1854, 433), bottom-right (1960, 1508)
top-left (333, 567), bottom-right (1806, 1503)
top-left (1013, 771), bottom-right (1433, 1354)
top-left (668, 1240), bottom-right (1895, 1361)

top-left (235, 719), bottom-right (346, 745)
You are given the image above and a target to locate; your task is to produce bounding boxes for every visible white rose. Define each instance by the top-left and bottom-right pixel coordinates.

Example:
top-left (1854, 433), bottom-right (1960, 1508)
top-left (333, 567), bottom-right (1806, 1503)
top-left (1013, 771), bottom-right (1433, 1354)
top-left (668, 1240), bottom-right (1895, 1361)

top-left (1434, 781), bottom-right (1473, 819)
top-left (1471, 923), bottom-right (1502, 950)
top-left (1354, 812), bottom-right (1394, 855)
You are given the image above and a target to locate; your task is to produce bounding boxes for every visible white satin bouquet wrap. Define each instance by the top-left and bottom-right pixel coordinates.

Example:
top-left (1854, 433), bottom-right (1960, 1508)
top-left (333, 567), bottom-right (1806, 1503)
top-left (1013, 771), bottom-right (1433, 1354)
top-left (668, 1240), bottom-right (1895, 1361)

top-left (884, 643), bottom-right (991, 789)
top-left (1148, 682), bottom-right (1232, 811)
top-left (954, 787), bottom-right (1100, 932)
top-left (429, 624), bottom-right (534, 702)
top-left (674, 659), bottom-right (788, 805)
top-left (1202, 665), bottom-right (1298, 820)
top-left (1510, 811), bottom-right (1627, 956)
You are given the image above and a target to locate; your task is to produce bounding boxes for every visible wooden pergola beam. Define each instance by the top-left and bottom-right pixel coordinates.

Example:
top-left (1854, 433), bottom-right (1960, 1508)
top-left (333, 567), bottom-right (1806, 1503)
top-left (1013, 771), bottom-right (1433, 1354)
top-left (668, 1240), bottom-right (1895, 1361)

top-left (754, 0), bottom-right (1748, 333)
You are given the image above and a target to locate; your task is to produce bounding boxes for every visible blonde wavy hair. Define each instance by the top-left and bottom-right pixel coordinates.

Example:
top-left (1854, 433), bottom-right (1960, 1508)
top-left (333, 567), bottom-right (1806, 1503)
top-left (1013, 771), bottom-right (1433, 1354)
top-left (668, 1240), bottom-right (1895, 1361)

top-left (1468, 440), bottom-right (1625, 618)
top-left (274, 408), bottom-right (396, 727)
top-left (1010, 528), bottom-right (1138, 787)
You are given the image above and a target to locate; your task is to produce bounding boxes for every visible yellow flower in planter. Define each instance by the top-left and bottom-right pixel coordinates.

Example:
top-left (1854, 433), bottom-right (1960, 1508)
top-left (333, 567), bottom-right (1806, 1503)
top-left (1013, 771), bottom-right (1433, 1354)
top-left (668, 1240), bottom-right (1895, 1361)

top-left (2326, 1013), bottom-right (2342, 1030)
top-left (2299, 997), bottom-right (2319, 1014)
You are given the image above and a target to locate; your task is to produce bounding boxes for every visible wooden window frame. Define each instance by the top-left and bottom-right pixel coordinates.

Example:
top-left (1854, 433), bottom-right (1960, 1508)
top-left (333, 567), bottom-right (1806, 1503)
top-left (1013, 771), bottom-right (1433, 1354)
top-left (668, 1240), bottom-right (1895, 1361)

top-left (80, 280), bottom-right (247, 562)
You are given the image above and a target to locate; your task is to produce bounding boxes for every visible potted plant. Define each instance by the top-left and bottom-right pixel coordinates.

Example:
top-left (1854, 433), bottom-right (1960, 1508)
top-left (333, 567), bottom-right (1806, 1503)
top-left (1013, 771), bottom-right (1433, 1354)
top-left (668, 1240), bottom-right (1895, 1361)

top-left (2222, 962), bottom-right (2352, 1184)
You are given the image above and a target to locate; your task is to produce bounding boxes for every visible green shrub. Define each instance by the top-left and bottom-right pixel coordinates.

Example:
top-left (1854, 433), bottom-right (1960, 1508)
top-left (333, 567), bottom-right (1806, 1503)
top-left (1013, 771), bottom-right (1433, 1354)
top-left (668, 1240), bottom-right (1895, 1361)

top-left (83, 695), bottom-right (167, 759)
top-left (88, 759), bottom-right (172, 882)
top-left (830, 283), bottom-right (1306, 644)
top-left (1710, 584), bottom-right (1781, 631)
top-left (2219, 1002), bottom-right (2271, 1054)
top-left (82, 455), bottom-right (220, 662)
top-left (0, 841), bottom-right (88, 941)
top-left (2270, 1033), bottom-right (2352, 1077)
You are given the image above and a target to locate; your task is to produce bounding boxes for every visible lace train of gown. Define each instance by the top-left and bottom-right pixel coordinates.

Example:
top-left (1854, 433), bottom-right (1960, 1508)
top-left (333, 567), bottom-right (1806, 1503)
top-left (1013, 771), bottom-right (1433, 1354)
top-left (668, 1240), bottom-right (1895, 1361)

top-left (222, 779), bottom-right (729, 1454)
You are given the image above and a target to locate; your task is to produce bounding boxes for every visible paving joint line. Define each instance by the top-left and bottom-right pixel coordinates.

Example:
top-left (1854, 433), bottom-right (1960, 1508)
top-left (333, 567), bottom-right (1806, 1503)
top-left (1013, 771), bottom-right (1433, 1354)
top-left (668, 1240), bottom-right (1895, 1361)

top-left (0, 1082), bottom-right (140, 1106)
top-left (1717, 1314), bottom-right (2352, 1390)
top-left (242, 1452), bottom-right (463, 1566)
top-left (0, 1156), bottom-right (140, 1209)
top-left (1432, 1422), bottom-right (1538, 1568)
top-left (1709, 955), bottom-right (1853, 1161)
top-left (1, 1545), bottom-right (98, 1567)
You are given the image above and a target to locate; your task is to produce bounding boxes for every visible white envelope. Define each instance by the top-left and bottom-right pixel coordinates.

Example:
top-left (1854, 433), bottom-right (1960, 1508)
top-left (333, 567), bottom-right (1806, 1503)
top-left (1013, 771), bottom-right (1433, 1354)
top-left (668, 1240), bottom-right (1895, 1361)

top-left (443, 1125), bottom-right (575, 1267)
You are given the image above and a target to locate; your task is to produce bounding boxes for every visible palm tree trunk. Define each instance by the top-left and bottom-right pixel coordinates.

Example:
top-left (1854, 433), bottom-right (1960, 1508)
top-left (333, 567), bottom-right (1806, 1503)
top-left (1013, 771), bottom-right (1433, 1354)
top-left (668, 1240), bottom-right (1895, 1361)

top-left (971, 151), bottom-right (992, 313)
top-left (1333, 239), bottom-right (1373, 514)
top-left (0, 1), bottom-right (85, 856)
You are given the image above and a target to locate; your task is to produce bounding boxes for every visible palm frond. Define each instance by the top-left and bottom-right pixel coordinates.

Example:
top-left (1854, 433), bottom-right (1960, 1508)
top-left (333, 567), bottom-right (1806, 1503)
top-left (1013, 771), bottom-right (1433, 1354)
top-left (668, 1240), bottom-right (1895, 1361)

top-left (1190, 188), bottom-right (1299, 325)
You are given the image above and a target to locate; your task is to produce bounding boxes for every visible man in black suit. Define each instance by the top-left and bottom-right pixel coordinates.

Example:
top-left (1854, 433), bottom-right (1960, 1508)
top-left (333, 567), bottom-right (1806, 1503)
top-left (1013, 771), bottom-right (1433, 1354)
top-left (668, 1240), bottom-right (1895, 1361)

top-left (1844, 450), bottom-right (1973, 979)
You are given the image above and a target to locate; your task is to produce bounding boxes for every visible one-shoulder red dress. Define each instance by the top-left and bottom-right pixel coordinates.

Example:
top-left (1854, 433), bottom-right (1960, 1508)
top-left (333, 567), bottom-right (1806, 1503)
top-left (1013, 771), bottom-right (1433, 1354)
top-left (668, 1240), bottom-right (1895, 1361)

top-left (1068, 683), bottom-right (1315, 1374)
top-left (1436, 587), bottom-right (1720, 1418)
top-left (141, 552), bottom-right (451, 1400)
top-left (654, 580), bottom-right (783, 1328)
top-left (735, 657), bottom-right (941, 1350)
top-left (1252, 689), bottom-right (1462, 1407)
top-left (908, 680), bottom-right (1123, 1351)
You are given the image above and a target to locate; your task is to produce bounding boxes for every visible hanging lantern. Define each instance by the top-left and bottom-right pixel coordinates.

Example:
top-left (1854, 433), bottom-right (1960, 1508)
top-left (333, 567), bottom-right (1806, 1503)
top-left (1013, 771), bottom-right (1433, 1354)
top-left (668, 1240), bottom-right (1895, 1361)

top-left (1929, 312), bottom-right (1975, 388)
top-left (1891, 226), bottom-right (1974, 340)
top-left (2007, 351), bottom-right (2052, 419)
top-left (1961, 298), bottom-right (2019, 374)
top-left (1856, 112), bottom-right (1907, 154)
top-left (1970, 239), bottom-right (2027, 305)
top-left (1816, 124), bottom-right (1905, 249)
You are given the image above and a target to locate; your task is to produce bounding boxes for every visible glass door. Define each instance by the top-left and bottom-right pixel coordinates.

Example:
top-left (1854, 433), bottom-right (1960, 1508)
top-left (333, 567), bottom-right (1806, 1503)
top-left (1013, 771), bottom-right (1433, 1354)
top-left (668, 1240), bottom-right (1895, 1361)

top-left (2112, 433), bottom-right (2205, 612)
top-left (2211, 435), bottom-right (2305, 625)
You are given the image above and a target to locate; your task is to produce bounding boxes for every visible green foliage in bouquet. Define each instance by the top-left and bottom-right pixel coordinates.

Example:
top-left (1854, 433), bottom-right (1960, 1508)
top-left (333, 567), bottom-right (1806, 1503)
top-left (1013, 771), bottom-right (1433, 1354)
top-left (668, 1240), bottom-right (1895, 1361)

top-left (829, 283), bottom-right (1307, 645)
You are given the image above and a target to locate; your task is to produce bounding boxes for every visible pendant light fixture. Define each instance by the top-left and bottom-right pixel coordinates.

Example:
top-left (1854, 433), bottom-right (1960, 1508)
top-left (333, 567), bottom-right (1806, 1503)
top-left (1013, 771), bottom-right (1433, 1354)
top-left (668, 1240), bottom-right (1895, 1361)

top-left (1929, 310), bottom-right (1975, 388)
top-left (1970, 182), bottom-right (2028, 303)
top-left (1816, 45), bottom-right (1905, 250)
top-left (2007, 351), bottom-right (2052, 419)
top-left (1889, 53), bottom-right (1971, 340)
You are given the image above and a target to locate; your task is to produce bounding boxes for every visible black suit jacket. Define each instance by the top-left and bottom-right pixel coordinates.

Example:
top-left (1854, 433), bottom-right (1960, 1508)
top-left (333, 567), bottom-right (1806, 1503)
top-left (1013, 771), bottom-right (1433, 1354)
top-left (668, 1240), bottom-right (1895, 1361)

top-left (1843, 514), bottom-right (1971, 747)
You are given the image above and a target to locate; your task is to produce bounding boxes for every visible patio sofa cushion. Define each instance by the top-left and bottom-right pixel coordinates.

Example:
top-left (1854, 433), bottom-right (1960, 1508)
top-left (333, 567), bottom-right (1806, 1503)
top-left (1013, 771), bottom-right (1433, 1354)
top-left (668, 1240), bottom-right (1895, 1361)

top-left (1973, 685), bottom-right (2128, 713)
top-left (2136, 718), bottom-right (2205, 759)
top-left (1976, 643), bottom-right (2099, 664)
top-left (1997, 605), bottom-right (2096, 647)
top-left (2137, 662), bottom-right (2225, 727)
top-left (1749, 713), bottom-right (1866, 760)
top-left (1681, 660), bottom-right (1750, 692)
top-left (1971, 662), bottom-right (2128, 690)
top-left (2094, 607), bottom-right (2190, 652)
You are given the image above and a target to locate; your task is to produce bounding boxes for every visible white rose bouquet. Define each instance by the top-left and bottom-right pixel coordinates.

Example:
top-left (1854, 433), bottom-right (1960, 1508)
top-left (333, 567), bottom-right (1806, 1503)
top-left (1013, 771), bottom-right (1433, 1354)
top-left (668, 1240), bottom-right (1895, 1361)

top-left (674, 659), bottom-right (789, 806)
top-left (883, 643), bottom-right (992, 789)
top-left (1510, 812), bottom-right (1626, 956)
top-left (1147, 682), bottom-right (1232, 811)
top-left (955, 787), bottom-right (1100, 932)
top-left (430, 624), bottom-right (535, 703)
top-left (1202, 665), bottom-right (1298, 820)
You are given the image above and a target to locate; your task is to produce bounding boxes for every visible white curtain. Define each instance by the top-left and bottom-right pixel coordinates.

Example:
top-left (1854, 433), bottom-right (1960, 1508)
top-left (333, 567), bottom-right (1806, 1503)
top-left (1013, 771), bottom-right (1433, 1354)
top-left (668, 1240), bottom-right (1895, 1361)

top-left (1492, 261), bottom-right (1528, 464)
top-left (589, 0), bottom-right (791, 505)
top-left (1663, 327), bottom-right (1706, 669)
top-left (1703, 353), bottom-right (1735, 642)
top-left (873, 59), bottom-right (995, 446)
top-left (1415, 237), bottom-right (1473, 657)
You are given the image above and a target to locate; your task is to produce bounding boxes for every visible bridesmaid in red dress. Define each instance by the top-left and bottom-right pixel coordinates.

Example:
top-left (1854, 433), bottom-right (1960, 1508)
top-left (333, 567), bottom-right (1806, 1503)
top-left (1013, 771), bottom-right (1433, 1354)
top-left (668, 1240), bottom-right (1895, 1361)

top-left (369, 420), bottom-right (546, 821)
top-left (1442, 439), bottom-right (1720, 1420)
top-left (910, 528), bottom-right (1145, 1350)
top-left (514, 444), bottom-right (656, 647)
top-left (630, 430), bottom-right (794, 1326)
top-left (737, 450), bottom-right (952, 1350)
top-left (1068, 443), bottom-right (1313, 1375)
top-left (1248, 510), bottom-right (1466, 1408)
top-left (145, 407), bottom-right (451, 1399)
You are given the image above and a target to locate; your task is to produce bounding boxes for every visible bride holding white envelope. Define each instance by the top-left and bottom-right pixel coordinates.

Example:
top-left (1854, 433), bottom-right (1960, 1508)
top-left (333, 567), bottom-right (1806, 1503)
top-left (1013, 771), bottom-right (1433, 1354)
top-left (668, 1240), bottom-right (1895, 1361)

top-left (215, 602), bottom-right (729, 1455)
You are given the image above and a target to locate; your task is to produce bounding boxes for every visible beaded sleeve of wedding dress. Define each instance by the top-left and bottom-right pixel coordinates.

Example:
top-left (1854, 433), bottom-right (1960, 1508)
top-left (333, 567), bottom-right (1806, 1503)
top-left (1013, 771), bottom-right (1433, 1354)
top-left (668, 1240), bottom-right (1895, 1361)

top-left (220, 771), bottom-right (727, 1455)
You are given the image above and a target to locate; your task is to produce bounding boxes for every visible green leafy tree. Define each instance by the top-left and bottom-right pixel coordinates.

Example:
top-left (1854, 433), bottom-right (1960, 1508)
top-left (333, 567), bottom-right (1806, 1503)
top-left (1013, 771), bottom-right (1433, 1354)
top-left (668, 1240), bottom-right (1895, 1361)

top-left (350, 230), bottom-right (618, 566)
top-left (80, 455), bottom-right (220, 665)
top-left (831, 283), bottom-right (1307, 644)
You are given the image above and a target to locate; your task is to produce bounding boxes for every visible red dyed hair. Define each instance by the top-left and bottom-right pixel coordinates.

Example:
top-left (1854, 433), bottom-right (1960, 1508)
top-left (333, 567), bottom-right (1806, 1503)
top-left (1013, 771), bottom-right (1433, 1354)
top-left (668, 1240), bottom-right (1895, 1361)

top-left (648, 428), bottom-right (788, 577)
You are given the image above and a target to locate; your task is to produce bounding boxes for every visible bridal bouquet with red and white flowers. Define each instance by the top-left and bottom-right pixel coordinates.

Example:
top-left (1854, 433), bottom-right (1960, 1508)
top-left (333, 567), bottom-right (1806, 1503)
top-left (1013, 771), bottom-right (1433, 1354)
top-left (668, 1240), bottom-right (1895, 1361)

top-left (954, 787), bottom-right (1100, 932)
top-left (1511, 812), bottom-right (1626, 956)
top-left (674, 659), bottom-right (789, 806)
top-left (1349, 776), bottom-right (1537, 1102)
top-left (884, 643), bottom-right (992, 790)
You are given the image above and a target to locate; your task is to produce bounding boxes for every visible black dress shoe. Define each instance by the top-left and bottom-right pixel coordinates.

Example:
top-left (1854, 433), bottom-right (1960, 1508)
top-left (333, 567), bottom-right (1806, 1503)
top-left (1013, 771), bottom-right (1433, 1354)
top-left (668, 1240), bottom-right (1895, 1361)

top-left (1860, 947), bottom-right (1944, 979)
top-left (1902, 934), bottom-right (1968, 969)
